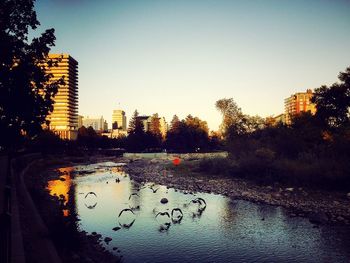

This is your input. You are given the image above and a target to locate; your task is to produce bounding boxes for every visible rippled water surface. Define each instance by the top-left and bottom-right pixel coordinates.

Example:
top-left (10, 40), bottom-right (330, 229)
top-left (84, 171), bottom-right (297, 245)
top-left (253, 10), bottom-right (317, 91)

top-left (47, 162), bottom-right (350, 263)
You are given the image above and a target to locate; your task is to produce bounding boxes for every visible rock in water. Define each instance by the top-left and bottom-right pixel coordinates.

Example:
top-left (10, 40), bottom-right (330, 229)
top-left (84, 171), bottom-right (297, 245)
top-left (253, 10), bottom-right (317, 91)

top-left (160, 198), bottom-right (168, 204)
top-left (104, 237), bottom-right (112, 243)
top-left (309, 212), bottom-right (328, 225)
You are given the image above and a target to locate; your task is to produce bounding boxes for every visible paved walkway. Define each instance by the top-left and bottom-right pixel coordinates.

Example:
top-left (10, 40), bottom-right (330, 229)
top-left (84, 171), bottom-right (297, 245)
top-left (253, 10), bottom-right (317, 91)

top-left (0, 155), bottom-right (10, 263)
top-left (0, 155), bottom-right (8, 216)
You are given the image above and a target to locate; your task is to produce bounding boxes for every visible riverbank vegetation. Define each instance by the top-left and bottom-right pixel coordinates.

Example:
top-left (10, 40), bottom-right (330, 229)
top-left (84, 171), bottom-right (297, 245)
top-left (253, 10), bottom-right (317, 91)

top-left (196, 67), bottom-right (350, 191)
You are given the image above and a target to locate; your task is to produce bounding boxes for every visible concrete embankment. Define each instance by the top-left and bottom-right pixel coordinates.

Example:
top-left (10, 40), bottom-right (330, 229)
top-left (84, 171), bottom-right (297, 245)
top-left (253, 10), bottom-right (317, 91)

top-left (0, 153), bottom-right (62, 263)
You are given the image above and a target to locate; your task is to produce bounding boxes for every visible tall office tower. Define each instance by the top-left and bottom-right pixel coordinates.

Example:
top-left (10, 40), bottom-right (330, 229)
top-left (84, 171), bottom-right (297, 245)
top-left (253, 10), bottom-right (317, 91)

top-left (45, 54), bottom-right (78, 140)
top-left (112, 109), bottom-right (127, 130)
top-left (284, 89), bottom-right (316, 125)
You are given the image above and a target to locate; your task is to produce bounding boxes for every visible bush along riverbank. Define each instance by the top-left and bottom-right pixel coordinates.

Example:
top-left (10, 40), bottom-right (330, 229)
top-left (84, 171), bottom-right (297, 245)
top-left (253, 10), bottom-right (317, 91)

top-left (21, 155), bottom-right (121, 263)
top-left (123, 156), bottom-right (350, 226)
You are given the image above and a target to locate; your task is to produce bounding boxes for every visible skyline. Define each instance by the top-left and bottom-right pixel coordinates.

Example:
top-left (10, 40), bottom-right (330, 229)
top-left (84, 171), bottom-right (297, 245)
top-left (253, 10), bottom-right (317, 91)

top-left (34, 0), bottom-right (350, 130)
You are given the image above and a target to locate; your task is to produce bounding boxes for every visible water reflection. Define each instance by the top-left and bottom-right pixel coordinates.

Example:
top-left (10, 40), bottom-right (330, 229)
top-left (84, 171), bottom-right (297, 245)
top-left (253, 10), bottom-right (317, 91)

top-left (46, 167), bottom-right (73, 216)
top-left (46, 162), bottom-right (350, 263)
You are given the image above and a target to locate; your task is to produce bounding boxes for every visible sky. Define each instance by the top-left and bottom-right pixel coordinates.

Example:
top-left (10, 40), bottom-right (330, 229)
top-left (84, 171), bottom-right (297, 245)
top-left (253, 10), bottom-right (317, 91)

top-left (34, 0), bottom-right (350, 130)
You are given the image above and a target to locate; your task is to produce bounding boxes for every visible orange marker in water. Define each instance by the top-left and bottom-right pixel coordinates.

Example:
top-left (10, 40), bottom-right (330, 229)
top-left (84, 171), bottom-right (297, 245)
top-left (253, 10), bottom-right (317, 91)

top-left (173, 157), bottom-right (181, 166)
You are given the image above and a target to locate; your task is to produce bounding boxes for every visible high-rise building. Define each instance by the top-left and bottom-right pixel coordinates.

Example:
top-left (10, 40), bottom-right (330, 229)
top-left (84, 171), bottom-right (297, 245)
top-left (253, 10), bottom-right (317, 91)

top-left (82, 116), bottom-right (106, 131)
top-left (112, 110), bottom-right (127, 130)
top-left (284, 89), bottom-right (316, 124)
top-left (45, 54), bottom-right (78, 140)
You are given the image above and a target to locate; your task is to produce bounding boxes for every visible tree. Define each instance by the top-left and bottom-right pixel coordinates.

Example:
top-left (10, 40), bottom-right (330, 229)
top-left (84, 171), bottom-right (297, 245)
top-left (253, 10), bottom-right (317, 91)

top-left (312, 67), bottom-right (350, 129)
top-left (127, 110), bottom-right (144, 134)
top-left (170, 115), bottom-right (181, 132)
top-left (0, 0), bottom-right (61, 150)
top-left (215, 98), bottom-right (243, 136)
top-left (216, 98), bottom-right (265, 138)
top-left (165, 115), bottom-right (209, 152)
top-left (149, 113), bottom-right (161, 137)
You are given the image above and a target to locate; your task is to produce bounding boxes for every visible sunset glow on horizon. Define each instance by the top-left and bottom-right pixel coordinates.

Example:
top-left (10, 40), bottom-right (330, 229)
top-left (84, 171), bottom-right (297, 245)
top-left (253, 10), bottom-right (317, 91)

top-left (35, 0), bottom-right (350, 130)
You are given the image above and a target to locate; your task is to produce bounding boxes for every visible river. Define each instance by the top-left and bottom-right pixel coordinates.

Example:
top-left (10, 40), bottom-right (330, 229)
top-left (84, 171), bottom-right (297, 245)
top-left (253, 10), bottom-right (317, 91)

top-left (46, 161), bottom-right (350, 263)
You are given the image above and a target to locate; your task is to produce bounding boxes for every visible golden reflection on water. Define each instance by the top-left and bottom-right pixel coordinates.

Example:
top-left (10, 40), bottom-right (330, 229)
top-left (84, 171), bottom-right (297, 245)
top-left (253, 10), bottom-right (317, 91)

top-left (47, 167), bottom-right (73, 216)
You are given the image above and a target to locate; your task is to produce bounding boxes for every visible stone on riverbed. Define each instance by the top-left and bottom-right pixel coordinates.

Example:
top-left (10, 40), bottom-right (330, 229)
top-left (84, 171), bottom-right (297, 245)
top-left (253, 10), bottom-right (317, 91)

top-left (104, 237), bottom-right (112, 243)
top-left (309, 212), bottom-right (328, 225)
top-left (160, 198), bottom-right (168, 204)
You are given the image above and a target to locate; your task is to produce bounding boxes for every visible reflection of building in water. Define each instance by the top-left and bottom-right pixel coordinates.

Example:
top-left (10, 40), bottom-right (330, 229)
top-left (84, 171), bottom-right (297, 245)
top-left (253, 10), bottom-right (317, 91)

top-left (46, 167), bottom-right (73, 217)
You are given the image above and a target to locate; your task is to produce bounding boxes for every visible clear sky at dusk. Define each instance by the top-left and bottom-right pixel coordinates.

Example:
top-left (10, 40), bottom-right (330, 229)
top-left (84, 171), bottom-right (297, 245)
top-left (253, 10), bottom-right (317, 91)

top-left (34, 0), bottom-right (350, 130)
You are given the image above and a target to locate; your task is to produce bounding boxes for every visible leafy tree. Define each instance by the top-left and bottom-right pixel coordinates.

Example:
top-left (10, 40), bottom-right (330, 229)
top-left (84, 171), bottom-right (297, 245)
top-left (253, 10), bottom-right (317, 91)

top-left (165, 115), bottom-right (209, 152)
top-left (216, 98), bottom-right (265, 139)
top-left (215, 98), bottom-right (244, 136)
top-left (312, 67), bottom-right (350, 129)
top-left (149, 113), bottom-right (162, 137)
top-left (170, 114), bottom-right (181, 132)
top-left (0, 0), bottom-right (62, 150)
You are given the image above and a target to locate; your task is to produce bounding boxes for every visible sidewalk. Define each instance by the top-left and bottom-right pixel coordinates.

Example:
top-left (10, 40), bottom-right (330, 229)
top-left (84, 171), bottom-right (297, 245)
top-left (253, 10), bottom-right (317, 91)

top-left (0, 155), bottom-right (10, 263)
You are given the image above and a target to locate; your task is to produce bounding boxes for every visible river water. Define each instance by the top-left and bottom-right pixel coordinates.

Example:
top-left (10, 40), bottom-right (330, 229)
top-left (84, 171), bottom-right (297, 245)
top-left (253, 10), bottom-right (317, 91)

top-left (47, 161), bottom-right (350, 263)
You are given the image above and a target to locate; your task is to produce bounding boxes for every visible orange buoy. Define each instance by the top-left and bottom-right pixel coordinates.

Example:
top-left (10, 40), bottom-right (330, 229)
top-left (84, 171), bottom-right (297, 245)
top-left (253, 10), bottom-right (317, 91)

top-left (173, 157), bottom-right (181, 166)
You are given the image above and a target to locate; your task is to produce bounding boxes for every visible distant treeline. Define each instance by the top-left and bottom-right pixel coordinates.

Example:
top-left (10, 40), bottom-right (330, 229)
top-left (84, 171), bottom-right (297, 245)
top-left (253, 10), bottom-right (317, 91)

top-left (24, 111), bottom-right (223, 154)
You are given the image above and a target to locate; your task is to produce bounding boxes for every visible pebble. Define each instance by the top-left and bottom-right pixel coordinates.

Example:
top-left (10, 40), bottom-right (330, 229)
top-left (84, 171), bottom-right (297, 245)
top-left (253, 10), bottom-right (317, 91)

top-left (337, 216), bottom-right (345, 221)
top-left (160, 198), bottom-right (168, 204)
top-left (104, 237), bottom-right (112, 243)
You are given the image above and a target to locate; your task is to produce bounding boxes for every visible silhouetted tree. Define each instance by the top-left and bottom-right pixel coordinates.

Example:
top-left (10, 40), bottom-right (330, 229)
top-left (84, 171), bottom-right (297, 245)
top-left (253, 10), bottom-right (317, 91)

top-left (312, 66), bottom-right (350, 129)
top-left (165, 115), bottom-right (209, 152)
top-left (170, 114), bottom-right (181, 132)
top-left (112, 121), bottom-right (118, 130)
top-left (215, 98), bottom-right (243, 136)
top-left (128, 110), bottom-right (144, 134)
top-left (0, 0), bottom-right (62, 150)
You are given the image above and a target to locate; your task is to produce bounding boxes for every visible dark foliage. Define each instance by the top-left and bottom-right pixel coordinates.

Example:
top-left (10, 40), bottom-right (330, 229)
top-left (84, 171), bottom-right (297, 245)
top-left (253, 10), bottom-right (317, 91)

top-left (0, 0), bottom-right (62, 150)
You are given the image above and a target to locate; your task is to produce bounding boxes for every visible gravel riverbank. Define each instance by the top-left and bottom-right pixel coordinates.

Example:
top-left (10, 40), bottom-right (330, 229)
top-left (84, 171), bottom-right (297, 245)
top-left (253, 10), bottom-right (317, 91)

top-left (123, 157), bottom-right (350, 225)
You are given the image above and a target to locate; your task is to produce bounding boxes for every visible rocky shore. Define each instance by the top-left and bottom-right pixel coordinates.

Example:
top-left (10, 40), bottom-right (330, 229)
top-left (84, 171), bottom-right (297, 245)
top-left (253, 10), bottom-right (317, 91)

top-left (123, 157), bottom-right (350, 226)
